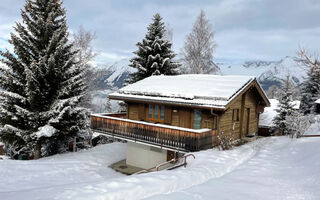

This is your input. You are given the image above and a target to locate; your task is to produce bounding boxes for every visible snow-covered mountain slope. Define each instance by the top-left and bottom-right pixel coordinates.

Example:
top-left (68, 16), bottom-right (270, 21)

top-left (90, 59), bottom-right (135, 90)
top-left (89, 59), bottom-right (135, 112)
top-left (219, 56), bottom-right (307, 90)
top-left (1, 137), bottom-right (319, 200)
top-left (103, 59), bottom-right (135, 88)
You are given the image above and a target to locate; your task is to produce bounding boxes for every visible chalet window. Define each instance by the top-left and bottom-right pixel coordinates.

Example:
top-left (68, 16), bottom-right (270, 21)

top-left (160, 105), bottom-right (165, 120)
top-left (148, 105), bottom-right (153, 118)
top-left (193, 109), bottom-right (202, 129)
top-left (232, 109), bottom-right (239, 121)
top-left (147, 104), bottom-right (165, 122)
top-left (154, 105), bottom-right (159, 119)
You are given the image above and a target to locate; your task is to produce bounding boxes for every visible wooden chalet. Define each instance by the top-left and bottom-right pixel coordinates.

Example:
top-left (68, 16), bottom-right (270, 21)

top-left (91, 75), bottom-right (270, 170)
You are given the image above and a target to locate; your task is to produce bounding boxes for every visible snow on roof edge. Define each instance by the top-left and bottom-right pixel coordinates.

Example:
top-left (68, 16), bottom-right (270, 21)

top-left (223, 77), bottom-right (256, 108)
top-left (255, 79), bottom-right (271, 106)
top-left (111, 75), bottom-right (257, 108)
top-left (119, 75), bottom-right (255, 100)
top-left (109, 93), bottom-right (227, 109)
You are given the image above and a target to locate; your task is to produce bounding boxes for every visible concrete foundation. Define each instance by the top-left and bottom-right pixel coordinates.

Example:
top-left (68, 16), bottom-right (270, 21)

top-left (109, 159), bottom-right (144, 175)
top-left (126, 142), bottom-right (168, 169)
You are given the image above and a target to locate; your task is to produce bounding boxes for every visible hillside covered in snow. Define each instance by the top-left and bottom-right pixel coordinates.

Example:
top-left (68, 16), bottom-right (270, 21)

top-left (0, 137), bottom-right (319, 200)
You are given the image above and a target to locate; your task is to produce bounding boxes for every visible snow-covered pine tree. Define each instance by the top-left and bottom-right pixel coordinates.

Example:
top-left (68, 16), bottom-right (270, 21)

top-left (273, 76), bottom-right (295, 135)
top-left (0, 0), bottom-right (88, 158)
top-left (127, 13), bottom-right (180, 84)
top-left (298, 49), bottom-right (320, 114)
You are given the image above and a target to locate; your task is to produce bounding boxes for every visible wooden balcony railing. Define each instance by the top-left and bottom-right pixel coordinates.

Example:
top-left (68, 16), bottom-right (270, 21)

top-left (91, 113), bottom-right (218, 152)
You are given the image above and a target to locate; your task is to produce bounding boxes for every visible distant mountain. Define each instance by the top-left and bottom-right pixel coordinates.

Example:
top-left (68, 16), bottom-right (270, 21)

top-left (89, 59), bottom-right (135, 112)
top-left (90, 59), bottom-right (135, 90)
top-left (219, 56), bottom-right (307, 90)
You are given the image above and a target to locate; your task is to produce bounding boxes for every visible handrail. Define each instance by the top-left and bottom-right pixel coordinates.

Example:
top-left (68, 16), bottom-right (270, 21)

top-left (91, 114), bottom-right (217, 151)
top-left (91, 113), bottom-right (211, 134)
top-left (182, 154), bottom-right (195, 167)
top-left (134, 153), bottom-right (196, 175)
top-left (156, 158), bottom-right (177, 171)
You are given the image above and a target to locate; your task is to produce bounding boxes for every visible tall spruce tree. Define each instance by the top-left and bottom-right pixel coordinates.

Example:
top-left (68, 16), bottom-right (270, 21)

top-left (298, 49), bottom-right (320, 114)
top-left (0, 0), bottom-right (88, 158)
top-left (273, 76), bottom-right (295, 135)
top-left (127, 13), bottom-right (180, 84)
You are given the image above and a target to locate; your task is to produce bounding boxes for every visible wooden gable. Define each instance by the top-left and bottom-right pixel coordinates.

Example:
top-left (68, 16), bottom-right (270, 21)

top-left (225, 79), bottom-right (270, 110)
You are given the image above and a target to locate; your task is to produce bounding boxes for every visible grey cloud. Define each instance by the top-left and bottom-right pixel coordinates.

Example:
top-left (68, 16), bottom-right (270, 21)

top-left (0, 0), bottom-right (319, 64)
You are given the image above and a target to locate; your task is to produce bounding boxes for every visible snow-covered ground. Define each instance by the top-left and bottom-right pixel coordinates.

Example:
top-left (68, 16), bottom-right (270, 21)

top-left (0, 137), bottom-right (319, 200)
top-left (0, 143), bottom-right (126, 199)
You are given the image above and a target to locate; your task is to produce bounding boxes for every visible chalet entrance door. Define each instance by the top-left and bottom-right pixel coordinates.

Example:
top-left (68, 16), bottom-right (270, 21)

top-left (167, 150), bottom-right (175, 161)
top-left (243, 108), bottom-right (250, 136)
top-left (171, 109), bottom-right (179, 126)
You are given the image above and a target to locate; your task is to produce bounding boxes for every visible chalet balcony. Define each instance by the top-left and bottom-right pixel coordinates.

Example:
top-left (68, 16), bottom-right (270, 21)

top-left (90, 113), bottom-right (218, 152)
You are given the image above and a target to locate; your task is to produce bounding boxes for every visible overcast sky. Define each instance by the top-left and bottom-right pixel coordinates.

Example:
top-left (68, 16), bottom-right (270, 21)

top-left (1, 0), bottom-right (320, 65)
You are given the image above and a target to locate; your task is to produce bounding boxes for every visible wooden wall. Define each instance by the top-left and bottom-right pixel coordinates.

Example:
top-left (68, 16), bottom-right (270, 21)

top-left (126, 88), bottom-right (260, 139)
top-left (201, 110), bottom-right (217, 130)
top-left (217, 88), bottom-right (259, 140)
top-left (244, 89), bottom-right (259, 136)
top-left (218, 97), bottom-right (242, 140)
top-left (126, 102), bottom-right (217, 130)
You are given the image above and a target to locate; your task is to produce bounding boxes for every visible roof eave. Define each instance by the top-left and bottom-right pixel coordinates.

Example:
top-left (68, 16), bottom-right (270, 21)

top-left (109, 94), bottom-right (226, 111)
top-left (225, 78), bottom-right (270, 109)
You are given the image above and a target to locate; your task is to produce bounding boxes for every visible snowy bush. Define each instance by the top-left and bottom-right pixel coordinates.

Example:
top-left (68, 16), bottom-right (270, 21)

top-left (286, 113), bottom-right (314, 138)
top-left (217, 132), bottom-right (234, 150)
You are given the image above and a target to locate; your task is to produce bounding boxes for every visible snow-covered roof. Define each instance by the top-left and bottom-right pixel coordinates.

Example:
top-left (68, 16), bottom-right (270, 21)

top-left (259, 99), bottom-right (300, 127)
top-left (259, 99), bottom-right (279, 127)
top-left (291, 100), bottom-right (301, 110)
top-left (315, 99), bottom-right (320, 104)
top-left (110, 75), bottom-right (256, 109)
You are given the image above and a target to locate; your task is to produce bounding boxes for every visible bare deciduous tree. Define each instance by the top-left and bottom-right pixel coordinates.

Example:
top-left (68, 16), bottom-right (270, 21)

top-left (72, 26), bottom-right (98, 70)
top-left (71, 26), bottom-right (98, 108)
top-left (164, 23), bottom-right (173, 42)
top-left (182, 10), bottom-right (218, 74)
top-left (266, 85), bottom-right (281, 99)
